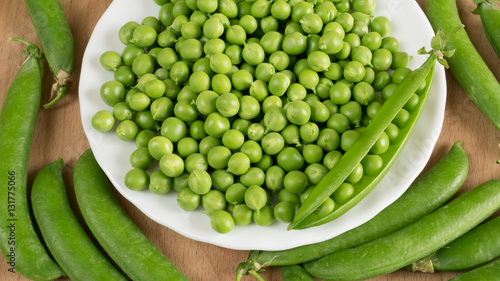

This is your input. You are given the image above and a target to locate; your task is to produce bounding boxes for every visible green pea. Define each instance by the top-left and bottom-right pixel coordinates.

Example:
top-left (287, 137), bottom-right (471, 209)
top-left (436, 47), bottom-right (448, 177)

top-left (305, 163), bottom-right (328, 185)
top-left (271, 0), bottom-right (291, 20)
top-left (240, 140), bottom-right (263, 164)
top-left (159, 153), bottom-right (184, 178)
top-left (371, 16), bottom-right (391, 37)
top-left (290, 1), bottom-right (314, 22)
top-left (207, 146), bottom-right (232, 169)
top-left (225, 183), bottom-right (248, 205)
top-left (381, 36), bottom-right (400, 53)
top-left (282, 32), bottom-right (308, 55)
top-left (202, 190), bottom-right (227, 212)
top-left (116, 120), bottom-right (139, 142)
top-left (274, 201), bottom-right (296, 223)
top-left (261, 132), bottom-right (285, 155)
top-left (177, 187), bottom-right (201, 211)
top-left (283, 171), bottom-right (309, 194)
top-left (148, 170), bottom-right (172, 195)
top-left (242, 42), bottom-right (266, 65)
top-left (124, 168), bottom-right (149, 191)
top-left (343, 60), bottom-right (366, 83)
top-left (280, 124), bottom-right (300, 147)
top-left (119, 21), bottom-right (140, 45)
top-left (207, 210), bottom-right (235, 234)
top-left (299, 122), bottom-right (320, 143)
top-left (372, 48), bottom-right (393, 71)
top-left (346, 162), bottom-right (364, 184)
top-left (278, 189), bottom-right (300, 207)
top-left (227, 152), bottom-right (251, 175)
top-left (222, 129), bottom-right (245, 150)
top-left (319, 31), bottom-right (344, 55)
top-left (332, 182), bottom-right (355, 204)
top-left (340, 129), bottom-right (361, 152)
top-left (160, 117), bottom-right (187, 143)
top-left (340, 101), bottom-right (363, 126)
top-left (249, 80), bottom-right (270, 102)
top-left (317, 128), bottom-right (340, 152)
top-left (244, 185), bottom-right (268, 211)
top-left (277, 147), bottom-right (304, 172)
top-left (238, 95), bottom-right (261, 120)
top-left (240, 167), bottom-right (266, 187)
top-left (313, 197), bottom-right (335, 219)
top-left (323, 150), bottom-right (343, 170)
top-left (286, 100), bottom-right (311, 125)
top-left (264, 108), bottom-right (287, 132)
top-left (135, 129), bottom-right (156, 149)
top-left (232, 204), bottom-right (253, 226)
top-left (253, 205), bottom-right (275, 226)
top-left (91, 110), bottom-right (115, 132)
top-left (361, 154), bottom-right (384, 177)
top-left (185, 153), bottom-right (208, 174)
top-left (269, 51), bottom-right (290, 71)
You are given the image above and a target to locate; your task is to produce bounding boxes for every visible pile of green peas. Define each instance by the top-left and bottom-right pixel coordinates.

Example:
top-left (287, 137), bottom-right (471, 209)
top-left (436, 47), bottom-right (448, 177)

top-left (91, 0), bottom-right (414, 234)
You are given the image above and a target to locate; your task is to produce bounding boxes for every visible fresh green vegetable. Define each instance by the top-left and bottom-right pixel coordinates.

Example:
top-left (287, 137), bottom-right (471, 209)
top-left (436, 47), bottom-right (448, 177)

top-left (426, 0), bottom-right (500, 130)
top-left (74, 149), bottom-right (189, 281)
top-left (289, 33), bottom-right (446, 229)
top-left (236, 141), bottom-right (468, 278)
top-left (0, 38), bottom-right (65, 280)
top-left (473, 0), bottom-right (500, 57)
top-left (410, 216), bottom-right (500, 272)
top-left (31, 158), bottom-right (127, 281)
top-left (448, 258), bottom-right (500, 281)
top-left (303, 179), bottom-right (500, 281)
top-left (24, 0), bottom-right (75, 108)
top-left (94, 0), bottom-right (425, 233)
top-left (280, 265), bottom-right (314, 281)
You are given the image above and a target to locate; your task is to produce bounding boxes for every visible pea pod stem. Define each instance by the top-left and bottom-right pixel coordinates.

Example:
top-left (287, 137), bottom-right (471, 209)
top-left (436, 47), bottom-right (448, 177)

top-left (235, 141), bottom-right (468, 278)
top-left (24, 0), bottom-right (75, 108)
top-left (0, 38), bottom-right (65, 280)
top-left (289, 50), bottom-right (439, 230)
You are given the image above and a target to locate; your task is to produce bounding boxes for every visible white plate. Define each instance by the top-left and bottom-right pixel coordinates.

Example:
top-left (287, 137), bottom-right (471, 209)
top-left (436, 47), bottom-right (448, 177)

top-left (79, 0), bottom-right (446, 251)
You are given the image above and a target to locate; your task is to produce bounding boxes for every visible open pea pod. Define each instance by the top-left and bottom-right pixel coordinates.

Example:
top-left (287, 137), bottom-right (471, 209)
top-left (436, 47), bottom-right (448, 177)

top-left (289, 52), bottom-right (439, 230)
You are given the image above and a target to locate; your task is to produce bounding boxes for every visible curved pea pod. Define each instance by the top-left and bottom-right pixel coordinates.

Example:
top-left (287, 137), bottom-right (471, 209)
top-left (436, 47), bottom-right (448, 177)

top-left (74, 149), bottom-right (189, 281)
top-left (235, 141), bottom-right (468, 278)
top-left (31, 158), bottom-right (127, 281)
top-left (473, 0), bottom-right (500, 58)
top-left (289, 52), bottom-right (438, 230)
top-left (410, 216), bottom-right (500, 272)
top-left (449, 258), bottom-right (500, 281)
top-left (24, 0), bottom-right (75, 108)
top-left (280, 265), bottom-right (314, 281)
top-left (0, 38), bottom-right (65, 280)
top-left (426, 0), bottom-right (500, 130)
top-left (303, 179), bottom-right (500, 281)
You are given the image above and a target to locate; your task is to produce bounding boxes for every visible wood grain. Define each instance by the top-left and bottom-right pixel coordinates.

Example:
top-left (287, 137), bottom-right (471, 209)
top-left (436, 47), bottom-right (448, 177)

top-left (0, 0), bottom-right (498, 280)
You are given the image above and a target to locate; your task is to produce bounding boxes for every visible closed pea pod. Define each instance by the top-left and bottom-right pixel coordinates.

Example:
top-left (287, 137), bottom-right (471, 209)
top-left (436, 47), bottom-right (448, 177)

top-left (280, 265), bottom-right (314, 281)
top-left (24, 0), bottom-right (75, 108)
top-left (32, 158), bottom-right (126, 281)
top-left (74, 149), bottom-right (188, 281)
top-left (449, 259), bottom-right (500, 281)
top-left (410, 216), bottom-right (500, 272)
top-left (0, 39), bottom-right (64, 280)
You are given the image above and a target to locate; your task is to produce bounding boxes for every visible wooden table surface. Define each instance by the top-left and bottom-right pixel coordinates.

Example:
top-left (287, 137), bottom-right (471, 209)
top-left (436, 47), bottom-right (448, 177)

top-left (0, 0), bottom-right (499, 280)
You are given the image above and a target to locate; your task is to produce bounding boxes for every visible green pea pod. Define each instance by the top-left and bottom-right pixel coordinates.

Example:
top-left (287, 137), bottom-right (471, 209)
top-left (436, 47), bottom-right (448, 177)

top-left (0, 38), bottom-right (65, 280)
top-left (448, 259), bottom-right (500, 281)
top-left (426, 0), bottom-right (500, 131)
top-left (303, 179), bottom-right (500, 281)
top-left (473, 0), bottom-right (500, 58)
top-left (31, 158), bottom-right (127, 281)
top-left (24, 0), bottom-right (75, 108)
top-left (289, 51), bottom-right (438, 230)
top-left (280, 265), bottom-right (314, 281)
top-left (235, 142), bottom-right (468, 279)
top-left (74, 149), bottom-right (189, 281)
top-left (410, 216), bottom-right (500, 272)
